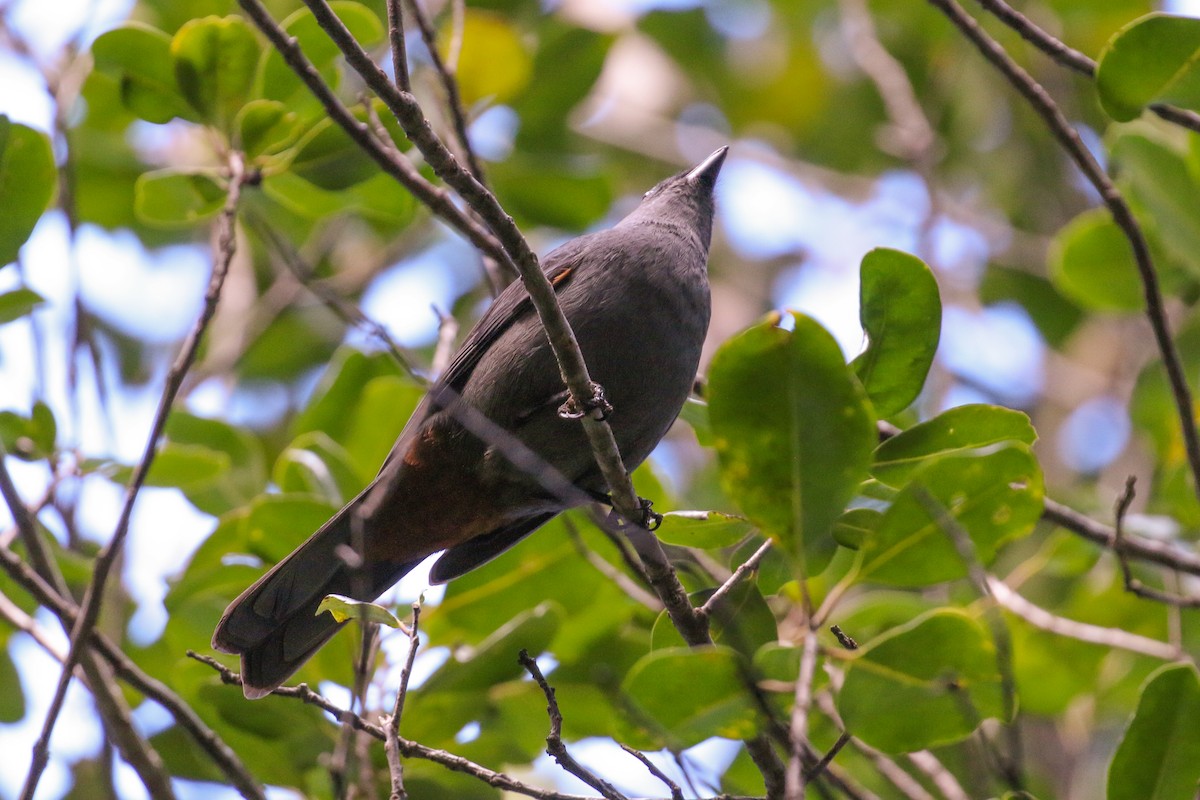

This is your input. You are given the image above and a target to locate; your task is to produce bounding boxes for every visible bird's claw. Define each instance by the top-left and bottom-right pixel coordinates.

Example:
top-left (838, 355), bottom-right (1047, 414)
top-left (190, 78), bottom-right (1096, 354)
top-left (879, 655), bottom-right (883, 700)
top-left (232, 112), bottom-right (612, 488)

top-left (558, 382), bottom-right (612, 420)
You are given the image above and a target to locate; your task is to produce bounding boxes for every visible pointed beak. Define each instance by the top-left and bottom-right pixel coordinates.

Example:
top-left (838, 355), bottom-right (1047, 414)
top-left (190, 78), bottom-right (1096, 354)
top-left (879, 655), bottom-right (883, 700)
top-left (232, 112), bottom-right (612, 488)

top-left (685, 146), bottom-right (729, 188)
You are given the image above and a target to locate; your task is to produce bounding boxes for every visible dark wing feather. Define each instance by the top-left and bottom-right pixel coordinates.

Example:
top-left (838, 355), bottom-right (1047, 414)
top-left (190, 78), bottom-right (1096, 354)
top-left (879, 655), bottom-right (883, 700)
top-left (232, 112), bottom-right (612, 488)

top-left (437, 238), bottom-right (590, 394)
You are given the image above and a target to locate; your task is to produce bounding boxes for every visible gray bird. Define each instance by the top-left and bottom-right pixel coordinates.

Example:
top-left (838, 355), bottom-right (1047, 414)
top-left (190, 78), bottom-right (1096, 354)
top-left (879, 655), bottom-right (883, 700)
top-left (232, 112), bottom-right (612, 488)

top-left (213, 146), bottom-right (727, 698)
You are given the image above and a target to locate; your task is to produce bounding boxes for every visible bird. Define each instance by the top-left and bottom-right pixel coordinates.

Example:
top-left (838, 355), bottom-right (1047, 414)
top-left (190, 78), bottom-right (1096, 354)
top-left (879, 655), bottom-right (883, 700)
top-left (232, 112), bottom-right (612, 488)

top-left (212, 146), bottom-right (728, 698)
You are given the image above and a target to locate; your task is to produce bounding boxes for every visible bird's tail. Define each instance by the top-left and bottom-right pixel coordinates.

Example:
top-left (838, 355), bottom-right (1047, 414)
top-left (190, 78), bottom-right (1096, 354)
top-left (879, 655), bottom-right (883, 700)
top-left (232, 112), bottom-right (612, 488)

top-left (211, 493), bottom-right (420, 699)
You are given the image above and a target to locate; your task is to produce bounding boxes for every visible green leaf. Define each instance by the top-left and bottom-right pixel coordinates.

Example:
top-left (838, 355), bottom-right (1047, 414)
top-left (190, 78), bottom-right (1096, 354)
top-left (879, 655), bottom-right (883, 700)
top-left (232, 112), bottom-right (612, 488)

top-left (288, 117), bottom-right (380, 191)
top-left (708, 312), bottom-right (876, 576)
top-left (678, 397), bottom-right (713, 446)
top-left (237, 305), bottom-right (345, 381)
top-left (850, 248), bottom-right (941, 417)
top-left (0, 402), bottom-right (57, 460)
top-left (837, 609), bottom-right (1005, 753)
top-left (317, 594), bottom-right (402, 628)
top-left (872, 404), bottom-right (1037, 487)
top-left (622, 646), bottom-right (760, 748)
top-left (171, 16), bottom-right (261, 130)
top-left (451, 10), bottom-right (533, 105)
top-left (491, 157), bottom-right (614, 230)
top-left (1110, 132), bottom-right (1200, 280)
top-left (655, 510), bottom-right (753, 549)
top-left (260, 2), bottom-right (385, 110)
top-left (0, 641), bottom-right (25, 722)
top-left (163, 413), bottom-right (267, 515)
top-left (1048, 208), bottom-right (1143, 312)
top-left (119, 442), bottom-right (229, 489)
top-left (235, 99), bottom-right (301, 159)
top-left (832, 507), bottom-right (881, 550)
top-left (273, 431), bottom-right (363, 504)
top-left (1108, 664), bottom-right (1200, 800)
top-left (0, 288), bottom-right (45, 325)
top-left (1096, 13), bottom-right (1200, 121)
top-left (0, 117), bottom-right (56, 266)
top-left (91, 23), bottom-right (197, 124)
top-left (860, 445), bottom-right (1044, 586)
top-left (134, 169), bottom-right (226, 227)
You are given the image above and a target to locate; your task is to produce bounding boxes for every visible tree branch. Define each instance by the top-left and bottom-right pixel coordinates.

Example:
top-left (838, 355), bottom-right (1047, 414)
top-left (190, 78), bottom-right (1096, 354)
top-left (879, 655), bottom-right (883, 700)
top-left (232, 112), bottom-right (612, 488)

top-left (1112, 476), bottom-right (1200, 607)
top-left (190, 651), bottom-right (609, 800)
top-left (20, 151), bottom-right (250, 800)
top-left (387, 603), bottom-right (422, 800)
top-left (972, 0), bottom-right (1200, 133)
top-left (987, 576), bottom-right (1181, 660)
top-left (927, 0), bottom-right (1200, 536)
top-left (519, 650), bottom-right (628, 800)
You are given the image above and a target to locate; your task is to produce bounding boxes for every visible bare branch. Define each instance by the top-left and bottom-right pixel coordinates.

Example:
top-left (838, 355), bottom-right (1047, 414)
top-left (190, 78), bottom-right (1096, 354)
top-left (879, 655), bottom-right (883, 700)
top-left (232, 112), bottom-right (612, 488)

top-left (386, 0), bottom-right (411, 93)
top-left (926, 0), bottom-right (1200, 504)
top-left (987, 576), bottom-right (1181, 660)
top-left (1112, 477), bottom-right (1200, 607)
top-left (0, 537), bottom-right (262, 797)
top-left (191, 651), bottom-right (604, 800)
top-left (972, 0), bottom-right (1200, 133)
top-left (21, 152), bottom-right (251, 800)
top-left (1042, 498), bottom-right (1200, 577)
top-left (699, 540), bottom-right (773, 619)
top-left (785, 628), bottom-right (820, 800)
top-left (236, 0), bottom-right (508, 266)
top-left (519, 650), bottom-right (628, 800)
top-left (404, 0), bottom-right (488, 185)
top-left (387, 603), bottom-right (422, 800)
top-left (618, 745), bottom-right (683, 800)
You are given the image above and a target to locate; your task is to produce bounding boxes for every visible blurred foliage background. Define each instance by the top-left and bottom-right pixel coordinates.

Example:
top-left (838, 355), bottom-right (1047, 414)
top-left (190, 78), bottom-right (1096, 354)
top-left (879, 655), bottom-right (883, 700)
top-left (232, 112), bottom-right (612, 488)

top-left (3, 0), bottom-right (1200, 797)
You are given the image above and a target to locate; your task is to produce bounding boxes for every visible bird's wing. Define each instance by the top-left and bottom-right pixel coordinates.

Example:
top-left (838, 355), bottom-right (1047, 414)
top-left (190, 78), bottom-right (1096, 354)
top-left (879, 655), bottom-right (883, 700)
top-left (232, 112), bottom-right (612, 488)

top-left (437, 237), bottom-right (592, 394)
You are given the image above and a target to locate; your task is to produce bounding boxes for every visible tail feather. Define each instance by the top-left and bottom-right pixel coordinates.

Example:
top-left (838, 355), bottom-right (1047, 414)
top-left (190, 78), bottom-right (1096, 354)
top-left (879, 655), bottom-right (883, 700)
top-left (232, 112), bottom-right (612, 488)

top-left (212, 496), bottom-right (419, 698)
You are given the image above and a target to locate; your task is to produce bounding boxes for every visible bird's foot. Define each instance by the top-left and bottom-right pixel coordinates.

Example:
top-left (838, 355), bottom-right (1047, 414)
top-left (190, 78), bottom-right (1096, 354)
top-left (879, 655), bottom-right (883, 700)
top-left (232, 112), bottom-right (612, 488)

top-left (595, 492), bottom-right (662, 531)
top-left (558, 382), bottom-right (612, 420)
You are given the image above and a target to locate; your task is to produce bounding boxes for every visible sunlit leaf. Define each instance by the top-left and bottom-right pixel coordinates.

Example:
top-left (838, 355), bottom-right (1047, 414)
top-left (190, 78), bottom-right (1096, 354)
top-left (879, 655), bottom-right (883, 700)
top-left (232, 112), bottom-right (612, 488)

top-left (0, 288), bottom-right (46, 325)
top-left (861, 445), bottom-right (1043, 586)
top-left (1108, 664), bottom-right (1200, 800)
top-left (1096, 13), bottom-right (1200, 121)
top-left (838, 609), bottom-right (1005, 753)
top-left (708, 312), bottom-right (876, 576)
top-left (0, 117), bottom-right (56, 266)
top-left (622, 646), bottom-right (760, 748)
top-left (317, 594), bottom-right (402, 627)
top-left (851, 248), bottom-right (941, 417)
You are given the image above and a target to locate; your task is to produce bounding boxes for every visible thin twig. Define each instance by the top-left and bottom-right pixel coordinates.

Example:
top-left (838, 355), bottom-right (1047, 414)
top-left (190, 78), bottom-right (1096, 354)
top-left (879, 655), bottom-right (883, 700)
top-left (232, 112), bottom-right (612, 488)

top-left (913, 486), bottom-right (1024, 792)
top-left (698, 540), bottom-right (772, 619)
top-left (1112, 477), bottom-right (1200, 607)
top-left (385, 0), bottom-right (411, 93)
top-left (191, 651), bottom-right (601, 800)
top-left (21, 151), bottom-right (249, 800)
top-left (431, 304), bottom-right (459, 378)
top-left (972, 0), bottom-right (1200, 133)
top-left (906, 751), bottom-right (971, 800)
top-left (987, 576), bottom-right (1181, 660)
top-left (236, 0), bottom-right (508, 266)
top-left (785, 628), bottom-right (820, 800)
top-left (291, 0), bottom-right (656, 538)
top-left (404, 0), bottom-right (487, 185)
top-left (1042, 498), bottom-right (1200, 577)
top-left (618, 746), bottom-right (683, 800)
top-left (564, 516), bottom-right (663, 611)
top-left (519, 650), bottom-right (628, 800)
top-left (926, 0), bottom-right (1200, 505)
top-left (387, 603), bottom-right (422, 800)
top-left (0, 541), bottom-right (263, 797)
